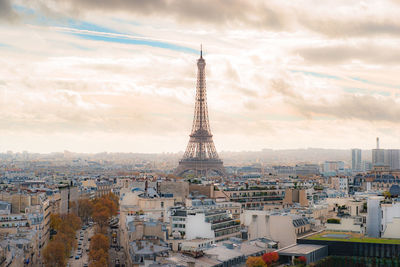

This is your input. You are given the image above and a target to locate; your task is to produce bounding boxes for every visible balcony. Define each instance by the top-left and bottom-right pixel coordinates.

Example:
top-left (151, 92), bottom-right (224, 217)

top-left (211, 220), bottom-right (240, 231)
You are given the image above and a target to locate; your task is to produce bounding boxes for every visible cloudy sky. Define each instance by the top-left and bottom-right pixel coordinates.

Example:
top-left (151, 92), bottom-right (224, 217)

top-left (1, 0), bottom-right (400, 153)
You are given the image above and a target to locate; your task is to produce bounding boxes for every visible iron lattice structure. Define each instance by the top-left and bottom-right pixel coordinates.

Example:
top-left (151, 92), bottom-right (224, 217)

top-left (174, 49), bottom-right (226, 177)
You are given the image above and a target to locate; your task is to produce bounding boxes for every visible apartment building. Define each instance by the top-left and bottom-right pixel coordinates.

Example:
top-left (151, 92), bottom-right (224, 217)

top-left (222, 186), bottom-right (285, 209)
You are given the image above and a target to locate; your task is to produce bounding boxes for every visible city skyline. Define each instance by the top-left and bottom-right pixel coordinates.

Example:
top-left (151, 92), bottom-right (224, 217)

top-left (2, 0), bottom-right (400, 153)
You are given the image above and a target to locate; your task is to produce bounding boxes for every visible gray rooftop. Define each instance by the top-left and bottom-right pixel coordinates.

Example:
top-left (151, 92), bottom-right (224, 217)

top-left (278, 244), bottom-right (327, 256)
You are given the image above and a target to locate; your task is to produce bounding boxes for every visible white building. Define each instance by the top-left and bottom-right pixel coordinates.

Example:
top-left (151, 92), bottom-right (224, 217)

top-left (326, 217), bottom-right (364, 233)
top-left (381, 202), bottom-right (400, 238)
top-left (331, 177), bottom-right (349, 192)
top-left (170, 205), bottom-right (241, 242)
top-left (241, 210), bottom-right (310, 248)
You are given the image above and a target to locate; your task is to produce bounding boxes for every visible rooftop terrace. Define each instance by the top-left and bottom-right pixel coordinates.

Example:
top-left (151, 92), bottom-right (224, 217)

top-left (304, 231), bottom-right (400, 244)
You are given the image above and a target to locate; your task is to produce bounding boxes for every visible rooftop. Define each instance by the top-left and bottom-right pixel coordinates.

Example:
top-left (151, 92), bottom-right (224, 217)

top-left (278, 244), bottom-right (326, 256)
top-left (304, 231), bottom-right (400, 244)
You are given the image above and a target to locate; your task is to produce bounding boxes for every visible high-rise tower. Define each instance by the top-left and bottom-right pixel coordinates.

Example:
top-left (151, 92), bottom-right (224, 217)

top-left (351, 148), bottom-right (362, 171)
top-left (174, 48), bottom-right (226, 177)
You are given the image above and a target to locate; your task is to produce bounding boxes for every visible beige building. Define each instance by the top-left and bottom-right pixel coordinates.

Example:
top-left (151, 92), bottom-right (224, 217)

top-left (120, 188), bottom-right (176, 229)
top-left (283, 188), bottom-right (309, 206)
top-left (223, 187), bottom-right (285, 209)
top-left (0, 230), bottom-right (40, 267)
top-left (120, 215), bottom-right (166, 255)
top-left (96, 181), bottom-right (112, 197)
top-left (58, 183), bottom-right (78, 214)
top-left (47, 191), bottom-right (61, 215)
top-left (159, 181), bottom-right (189, 203)
top-left (0, 192), bottom-right (32, 214)
top-left (0, 191), bottom-right (50, 263)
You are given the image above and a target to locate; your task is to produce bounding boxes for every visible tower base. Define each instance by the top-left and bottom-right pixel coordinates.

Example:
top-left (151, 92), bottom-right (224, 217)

top-left (174, 159), bottom-right (226, 177)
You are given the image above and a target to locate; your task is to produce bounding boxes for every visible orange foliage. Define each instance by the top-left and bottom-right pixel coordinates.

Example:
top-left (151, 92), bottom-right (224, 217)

top-left (43, 240), bottom-right (66, 267)
top-left (90, 233), bottom-right (109, 252)
top-left (246, 256), bottom-right (267, 267)
top-left (262, 252), bottom-right (279, 265)
top-left (43, 213), bottom-right (81, 267)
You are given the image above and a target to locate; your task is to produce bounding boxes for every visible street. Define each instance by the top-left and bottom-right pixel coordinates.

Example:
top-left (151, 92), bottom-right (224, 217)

top-left (67, 224), bottom-right (94, 267)
top-left (108, 222), bottom-right (126, 267)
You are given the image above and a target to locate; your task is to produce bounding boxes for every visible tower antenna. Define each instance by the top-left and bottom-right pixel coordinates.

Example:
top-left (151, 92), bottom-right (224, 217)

top-left (200, 44), bottom-right (203, 58)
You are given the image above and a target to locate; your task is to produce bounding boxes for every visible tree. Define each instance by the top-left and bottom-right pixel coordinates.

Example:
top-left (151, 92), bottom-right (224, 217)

top-left (92, 209), bottom-right (110, 232)
top-left (89, 255), bottom-right (108, 267)
top-left (294, 256), bottom-right (307, 265)
top-left (271, 252), bottom-right (279, 262)
top-left (383, 191), bottom-right (392, 199)
top-left (78, 199), bottom-right (94, 223)
top-left (246, 256), bottom-right (267, 267)
top-left (62, 213), bottom-right (82, 231)
top-left (90, 233), bottom-right (109, 252)
top-left (327, 218), bottom-right (341, 224)
top-left (262, 252), bottom-right (279, 265)
top-left (53, 232), bottom-right (75, 257)
top-left (43, 240), bottom-right (66, 267)
top-left (89, 248), bottom-right (108, 263)
top-left (69, 200), bottom-right (78, 215)
top-left (50, 214), bottom-right (62, 232)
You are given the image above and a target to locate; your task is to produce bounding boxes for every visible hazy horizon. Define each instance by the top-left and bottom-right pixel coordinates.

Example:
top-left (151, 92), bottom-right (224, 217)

top-left (1, 147), bottom-right (373, 155)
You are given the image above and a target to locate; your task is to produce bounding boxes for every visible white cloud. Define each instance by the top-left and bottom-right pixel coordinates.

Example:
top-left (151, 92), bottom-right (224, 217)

top-left (1, 1), bottom-right (400, 152)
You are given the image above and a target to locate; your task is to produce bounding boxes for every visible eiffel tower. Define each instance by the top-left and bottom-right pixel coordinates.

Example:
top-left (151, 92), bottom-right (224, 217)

top-left (174, 47), bottom-right (226, 177)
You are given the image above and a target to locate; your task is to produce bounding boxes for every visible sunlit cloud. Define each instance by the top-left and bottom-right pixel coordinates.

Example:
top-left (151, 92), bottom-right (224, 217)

top-left (1, 0), bottom-right (400, 152)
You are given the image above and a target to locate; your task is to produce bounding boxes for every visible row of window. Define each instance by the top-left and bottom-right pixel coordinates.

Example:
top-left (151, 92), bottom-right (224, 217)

top-left (0, 216), bottom-right (25, 221)
top-left (1, 222), bottom-right (29, 228)
top-left (172, 224), bottom-right (185, 228)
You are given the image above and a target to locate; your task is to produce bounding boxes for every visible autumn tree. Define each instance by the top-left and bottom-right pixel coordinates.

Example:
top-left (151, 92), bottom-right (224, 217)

top-left (50, 214), bottom-right (62, 232)
top-left (383, 191), bottom-right (392, 199)
top-left (90, 233), bottom-right (109, 252)
top-left (62, 213), bottom-right (82, 231)
top-left (294, 256), bottom-right (307, 265)
top-left (246, 256), bottom-right (267, 267)
top-left (87, 194), bottom-right (118, 266)
top-left (44, 213), bottom-right (81, 267)
top-left (89, 255), bottom-right (108, 267)
top-left (77, 199), bottom-right (94, 223)
top-left (69, 200), bottom-right (78, 215)
top-left (106, 193), bottom-right (119, 210)
top-left (89, 248), bottom-right (108, 263)
top-left (53, 231), bottom-right (76, 257)
top-left (89, 234), bottom-right (109, 267)
top-left (43, 240), bottom-right (66, 267)
top-left (92, 208), bottom-right (110, 232)
top-left (262, 252), bottom-right (279, 265)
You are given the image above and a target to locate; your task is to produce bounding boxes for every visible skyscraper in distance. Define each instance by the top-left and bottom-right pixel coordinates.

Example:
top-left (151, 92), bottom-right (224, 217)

top-left (351, 148), bottom-right (362, 171)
